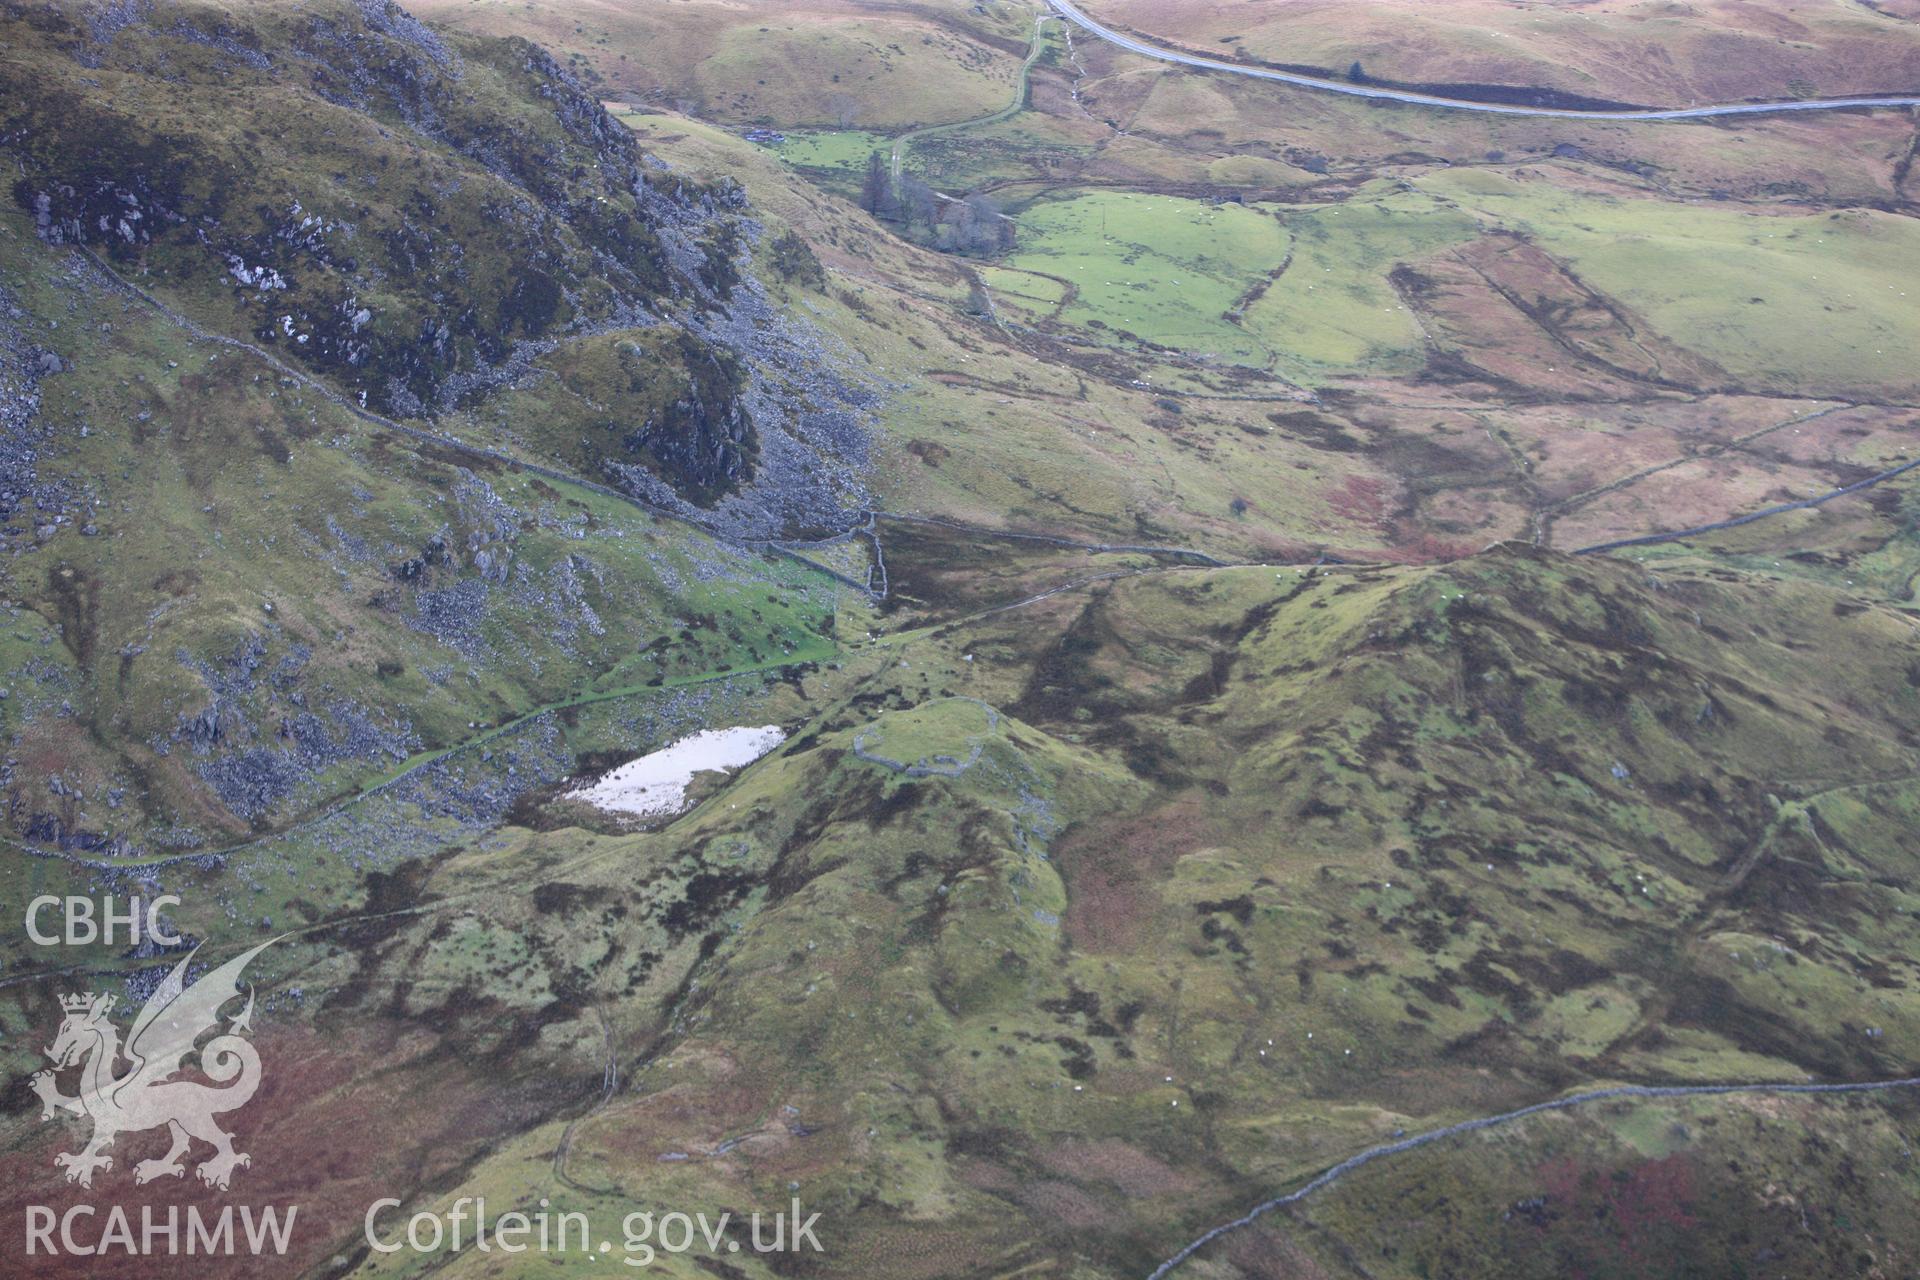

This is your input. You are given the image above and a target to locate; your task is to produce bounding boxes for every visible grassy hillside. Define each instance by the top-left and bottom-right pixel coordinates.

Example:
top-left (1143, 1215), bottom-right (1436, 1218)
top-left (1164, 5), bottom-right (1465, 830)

top-left (0, 1), bottom-right (864, 854)
top-left (5, 4), bottom-right (1920, 1279)
top-left (16, 547), bottom-right (1916, 1277)
top-left (0, 202), bottom-right (840, 854)
top-left (455, 547), bottom-right (1920, 1277)
top-left (412, 0), bottom-right (1033, 129)
top-left (0, 0), bottom-right (878, 520)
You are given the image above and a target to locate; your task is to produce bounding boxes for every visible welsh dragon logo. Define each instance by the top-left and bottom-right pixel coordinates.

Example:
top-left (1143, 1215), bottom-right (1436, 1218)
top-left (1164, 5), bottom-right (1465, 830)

top-left (32, 940), bottom-right (276, 1190)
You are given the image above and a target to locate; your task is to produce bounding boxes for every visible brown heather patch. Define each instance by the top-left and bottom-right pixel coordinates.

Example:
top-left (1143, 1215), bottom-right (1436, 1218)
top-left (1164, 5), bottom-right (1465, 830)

top-left (815, 1219), bottom-right (1020, 1280)
top-left (1221, 1218), bottom-right (1340, 1280)
top-left (1331, 1064), bottom-right (1544, 1121)
top-left (956, 1156), bottom-right (1019, 1194)
top-left (1041, 1138), bottom-right (1195, 1198)
top-left (584, 1077), bottom-right (791, 1166)
top-left (0, 1021), bottom-right (526, 1279)
top-left (1055, 795), bottom-right (1214, 952)
top-left (1016, 1178), bottom-right (1115, 1231)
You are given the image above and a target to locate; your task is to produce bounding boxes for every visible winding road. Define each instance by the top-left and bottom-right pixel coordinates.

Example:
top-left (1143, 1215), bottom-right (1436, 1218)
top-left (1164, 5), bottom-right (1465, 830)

top-left (1046, 0), bottom-right (1920, 120)
top-left (1574, 451), bottom-right (1920, 555)
top-left (1146, 1074), bottom-right (1920, 1279)
top-left (893, 12), bottom-right (1055, 179)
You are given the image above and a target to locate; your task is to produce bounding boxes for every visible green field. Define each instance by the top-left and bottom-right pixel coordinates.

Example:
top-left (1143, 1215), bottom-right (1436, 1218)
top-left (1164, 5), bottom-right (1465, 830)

top-left (1243, 181), bottom-right (1481, 379)
top-left (1000, 183), bottom-right (1477, 380)
top-left (1419, 167), bottom-right (1920, 394)
top-left (1003, 191), bottom-right (1290, 363)
top-left (1000, 173), bottom-right (1920, 395)
top-left (771, 127), bottom-right (891, 183)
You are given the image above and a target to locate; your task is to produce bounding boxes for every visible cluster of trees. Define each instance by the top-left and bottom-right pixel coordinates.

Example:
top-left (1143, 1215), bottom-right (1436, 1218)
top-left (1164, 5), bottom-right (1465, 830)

top-left (768, 229), bottom-right (825, 289)
top-left (860, 152), bottom-right (1013, 258)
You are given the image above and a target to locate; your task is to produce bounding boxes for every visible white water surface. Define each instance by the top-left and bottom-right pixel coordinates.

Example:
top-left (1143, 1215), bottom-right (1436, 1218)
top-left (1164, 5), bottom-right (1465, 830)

top-left (566, 726), bottom-right (785, 817)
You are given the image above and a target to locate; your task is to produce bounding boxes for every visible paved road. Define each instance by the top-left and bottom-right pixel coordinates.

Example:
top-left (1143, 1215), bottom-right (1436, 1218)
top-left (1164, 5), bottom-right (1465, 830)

top-left (1047, 0), bottom-right (1920, 120)
top-left (1575, 452), bottom-right (1920, 555)
top-left (1146, 1073), bottom-right (1920, 1279)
